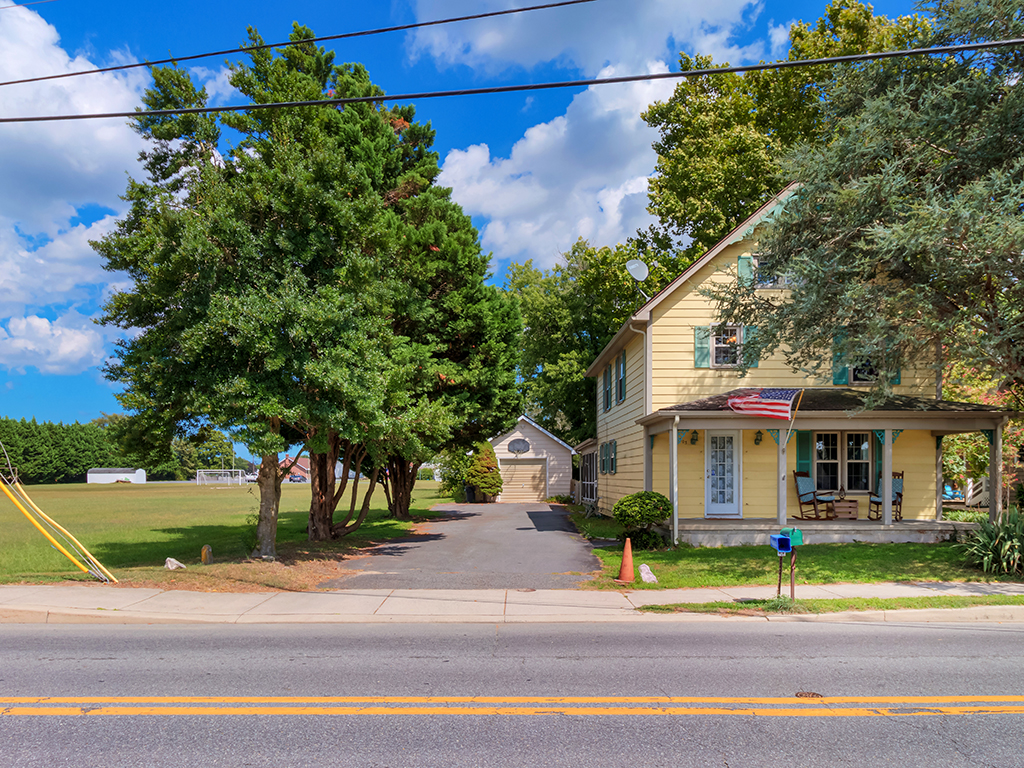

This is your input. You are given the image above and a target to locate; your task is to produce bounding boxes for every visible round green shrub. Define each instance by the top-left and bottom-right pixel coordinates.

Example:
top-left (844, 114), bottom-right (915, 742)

top-left (618, 528), bottom-right (666, 551)
top-left (612, 491), bottom-right (671, 530)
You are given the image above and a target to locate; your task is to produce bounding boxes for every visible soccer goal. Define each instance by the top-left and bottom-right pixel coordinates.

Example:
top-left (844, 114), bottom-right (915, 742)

top-left (196, 469), bottom-right (245, 486)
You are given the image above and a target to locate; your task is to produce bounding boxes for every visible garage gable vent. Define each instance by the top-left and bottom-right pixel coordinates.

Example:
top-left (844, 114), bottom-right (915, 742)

top-left (508, 439), bottom-right (531, 456)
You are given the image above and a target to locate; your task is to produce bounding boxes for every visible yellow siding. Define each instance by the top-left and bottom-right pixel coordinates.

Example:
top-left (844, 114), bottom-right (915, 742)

top-left (648, 242), bottom-right (937, 408)
top-left (892, 430), bottom-right (939, 520)
top-left (595, 333), bottom-right (646, 515)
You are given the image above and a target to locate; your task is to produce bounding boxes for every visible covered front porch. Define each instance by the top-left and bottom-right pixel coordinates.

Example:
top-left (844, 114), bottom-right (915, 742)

top-left (638, 388), bottom-right (1013, 546)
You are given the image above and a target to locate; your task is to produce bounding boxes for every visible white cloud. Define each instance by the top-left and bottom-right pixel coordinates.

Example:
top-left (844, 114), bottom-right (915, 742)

top-left (439, 63), bottom-right (676, 268)
top-left (0, 3), bottom-right (144, 327)
top-left (408, 0), bottom-right (763, 76)
top-left (768, 20), bottom-right (794, 59)
top-left (0, 311), bottom-right (112, 375)
top-left (191, 65), bottom-right (238, 104)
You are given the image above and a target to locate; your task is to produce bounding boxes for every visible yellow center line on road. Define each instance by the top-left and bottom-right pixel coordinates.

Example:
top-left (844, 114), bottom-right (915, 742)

top-left (4, 695), bottom-right (1024, 705)
top-left (2, 696), bottom-right (1024, 717)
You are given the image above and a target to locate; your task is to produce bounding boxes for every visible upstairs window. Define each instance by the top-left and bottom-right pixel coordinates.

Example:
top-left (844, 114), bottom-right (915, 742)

top-left (711, 326), bottom-right (741, 368)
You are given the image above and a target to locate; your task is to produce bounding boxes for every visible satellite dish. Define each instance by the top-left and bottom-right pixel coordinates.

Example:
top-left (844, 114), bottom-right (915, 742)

top-left (626, 259), bottom-right (649, 282)
top-left (508, 438), bottom-right (531, 457)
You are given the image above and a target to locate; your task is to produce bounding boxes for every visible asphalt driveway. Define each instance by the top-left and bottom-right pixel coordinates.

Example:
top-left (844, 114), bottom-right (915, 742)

top-left (318, 503), bottom-right (602, 590)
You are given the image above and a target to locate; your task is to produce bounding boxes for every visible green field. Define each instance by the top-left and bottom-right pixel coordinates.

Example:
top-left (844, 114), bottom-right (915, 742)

top-left (0, 480), bottom-right (445, 584)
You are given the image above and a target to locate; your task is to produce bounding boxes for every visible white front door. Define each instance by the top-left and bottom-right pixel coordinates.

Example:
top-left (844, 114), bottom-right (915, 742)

top-left (705, 431), bottom-right (741, 518)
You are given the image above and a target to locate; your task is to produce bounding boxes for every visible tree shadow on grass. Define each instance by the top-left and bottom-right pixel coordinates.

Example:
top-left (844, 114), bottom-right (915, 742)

top-left (85, 509), bottom-right (450, 569)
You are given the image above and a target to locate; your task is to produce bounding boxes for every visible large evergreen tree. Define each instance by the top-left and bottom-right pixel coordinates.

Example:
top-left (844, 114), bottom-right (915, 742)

top-left (705, 0), bottom-right (1024, 401)
top-left (97, 25), bottom-right (520, 552)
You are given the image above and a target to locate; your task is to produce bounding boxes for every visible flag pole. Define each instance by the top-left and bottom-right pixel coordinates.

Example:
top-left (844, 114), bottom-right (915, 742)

top-left (784, 389), bottom-right (804, 445)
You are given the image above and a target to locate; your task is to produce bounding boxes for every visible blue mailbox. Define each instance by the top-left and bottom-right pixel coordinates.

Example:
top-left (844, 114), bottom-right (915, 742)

top-left (769, 534), bottom-right (792, 554)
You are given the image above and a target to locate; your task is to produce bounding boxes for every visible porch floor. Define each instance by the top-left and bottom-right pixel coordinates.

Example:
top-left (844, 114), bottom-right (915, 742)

top-left (663, 518), bottom-right (976, 547)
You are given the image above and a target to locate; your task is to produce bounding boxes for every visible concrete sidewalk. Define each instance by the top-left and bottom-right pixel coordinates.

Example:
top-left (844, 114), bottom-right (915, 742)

top-left (2, 581), bottom-right (1024, 624)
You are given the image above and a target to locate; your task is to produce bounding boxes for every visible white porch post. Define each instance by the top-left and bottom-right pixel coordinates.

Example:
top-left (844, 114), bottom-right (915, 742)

top-left (777, 430), bottom-right (787, 526)
top-left (882, 428), bottom-right (893, 526)
top-left (670, 417), bottom-right (679, 545)
top-left (935, 436), bottom-right (944, 521)
top-left (989, 419), bottom-right (1004, 523)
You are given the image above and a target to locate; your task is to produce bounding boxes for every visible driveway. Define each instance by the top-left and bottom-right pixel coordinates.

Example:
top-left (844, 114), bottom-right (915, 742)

top-left (318, 503), bottom-right (602, 590)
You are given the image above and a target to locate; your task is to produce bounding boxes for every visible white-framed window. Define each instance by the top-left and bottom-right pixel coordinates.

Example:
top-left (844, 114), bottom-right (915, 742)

top-left (851, 362), bottom-right (878, 385)
top-left (815, 431), bottom-right (872, 493)
top-left (602, 365), bottom-right (612, 411)
top-left (711, 326), bottom-right (742, 368)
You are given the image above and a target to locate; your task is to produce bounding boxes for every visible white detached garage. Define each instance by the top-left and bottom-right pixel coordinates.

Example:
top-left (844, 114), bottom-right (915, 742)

top-left (490, 416), bottom-right (575, 503)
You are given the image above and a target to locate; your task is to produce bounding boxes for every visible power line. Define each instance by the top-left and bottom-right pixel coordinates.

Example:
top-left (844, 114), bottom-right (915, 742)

top-left (0, 0), bottom-right (59, 9)
top-left (0, 0), bottom-right (596, 88)
top-left (1, 36), bottom-right (1021, 125)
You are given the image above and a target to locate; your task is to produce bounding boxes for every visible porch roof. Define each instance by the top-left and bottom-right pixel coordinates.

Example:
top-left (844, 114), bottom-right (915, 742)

top-left (637, 388), bottom-right (1013, 435)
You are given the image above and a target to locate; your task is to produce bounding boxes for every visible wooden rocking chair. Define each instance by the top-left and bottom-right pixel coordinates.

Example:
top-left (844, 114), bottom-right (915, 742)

top-left (868, 471), bottom-right (904, 521)
top-left (793, 471), bottom-right (836, 520)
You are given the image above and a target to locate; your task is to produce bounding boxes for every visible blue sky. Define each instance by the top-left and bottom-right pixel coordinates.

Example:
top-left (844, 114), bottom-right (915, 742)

top-left (0, 0), bottom-right (919, 447)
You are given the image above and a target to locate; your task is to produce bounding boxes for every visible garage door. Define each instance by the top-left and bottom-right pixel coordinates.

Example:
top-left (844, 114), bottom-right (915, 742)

top-left (500, 459), bottom-right (547, 502)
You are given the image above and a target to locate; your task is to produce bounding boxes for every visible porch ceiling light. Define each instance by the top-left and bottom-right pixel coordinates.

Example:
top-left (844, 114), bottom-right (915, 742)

top-left (754, 430), bottom-right (763, 445)
top-left (690, 431), bottom-right (699, 445)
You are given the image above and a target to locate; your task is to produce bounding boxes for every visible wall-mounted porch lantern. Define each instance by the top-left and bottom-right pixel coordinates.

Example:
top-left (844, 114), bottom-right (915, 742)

top-left (690, 430), bottom-right (699, 445)
top-left (754, 430), bottom-right (763, 445)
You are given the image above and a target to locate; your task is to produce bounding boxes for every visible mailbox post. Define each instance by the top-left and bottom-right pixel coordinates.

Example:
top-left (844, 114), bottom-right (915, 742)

top-left (771, 528), bottom-right (803, 599)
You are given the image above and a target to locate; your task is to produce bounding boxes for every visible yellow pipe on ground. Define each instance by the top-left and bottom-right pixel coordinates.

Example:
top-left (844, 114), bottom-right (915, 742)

top-left (0, 479), bottom-right (91, 576)
top-left (14, 482), bottom-right (117, 584)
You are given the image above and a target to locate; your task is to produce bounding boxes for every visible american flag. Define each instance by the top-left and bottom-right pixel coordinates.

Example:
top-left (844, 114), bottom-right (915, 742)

top-left (726, 388), bottom-right (801, 420)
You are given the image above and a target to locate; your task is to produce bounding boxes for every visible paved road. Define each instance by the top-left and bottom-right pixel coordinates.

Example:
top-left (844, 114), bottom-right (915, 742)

top-left (319, 502), bottom-right (602, 590)
top-left (3, 622), bottom-right (1024, 767)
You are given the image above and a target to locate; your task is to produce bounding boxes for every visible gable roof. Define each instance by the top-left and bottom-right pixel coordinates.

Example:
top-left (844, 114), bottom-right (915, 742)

top-left (490, 415), bottom-right (575, 454)
top-left (584, 183), bottom-right (799, 378)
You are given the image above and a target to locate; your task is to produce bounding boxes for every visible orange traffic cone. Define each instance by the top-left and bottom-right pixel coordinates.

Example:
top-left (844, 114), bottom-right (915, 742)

top-left (614, 537), bottom-right (634, 584)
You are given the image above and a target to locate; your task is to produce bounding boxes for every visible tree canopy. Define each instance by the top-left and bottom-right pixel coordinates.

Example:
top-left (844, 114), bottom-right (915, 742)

top-left (96, 24), bottom-right (520, 554)
top-left (639, 0), bottom-right (929, 263)
top-left (705, 0), bottom-right (1024, 402)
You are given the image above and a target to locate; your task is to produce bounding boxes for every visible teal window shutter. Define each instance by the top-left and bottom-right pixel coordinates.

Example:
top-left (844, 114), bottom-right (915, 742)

top-left (743, 326), bottom-right (759, 368)
top-left (873, 432), bottom-right (883, 491)
top-left (796, 431), bottom-right (812, 475)
top-left (738, 254), bottom-right (754, 286)
top-left (617, 351), bottom-right (626, 402)
top-left (694, 327), bottom-right (710, 368)
top-left (892, 368), bottom-right (901, 386)
top-left (611, 441), bottom-right (617, 474)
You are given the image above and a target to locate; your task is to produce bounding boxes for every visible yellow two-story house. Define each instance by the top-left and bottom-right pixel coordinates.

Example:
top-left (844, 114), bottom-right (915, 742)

top-left (580, 188), bottom-right (1012, 545)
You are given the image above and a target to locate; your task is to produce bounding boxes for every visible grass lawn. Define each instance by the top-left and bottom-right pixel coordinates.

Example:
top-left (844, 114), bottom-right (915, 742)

top-left (568, 511), bottom-right (1019, 590)
top-left (641, 594), bottom-right (1024, 616)
top-left (1, 480), bottom-right (446, 591)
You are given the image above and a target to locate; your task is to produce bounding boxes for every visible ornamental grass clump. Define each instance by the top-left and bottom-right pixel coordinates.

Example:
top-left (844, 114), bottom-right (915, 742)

top-left (959, 509), bottom-right (1024, 576)
top-left (613, 491), bottom-right (671, 550)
